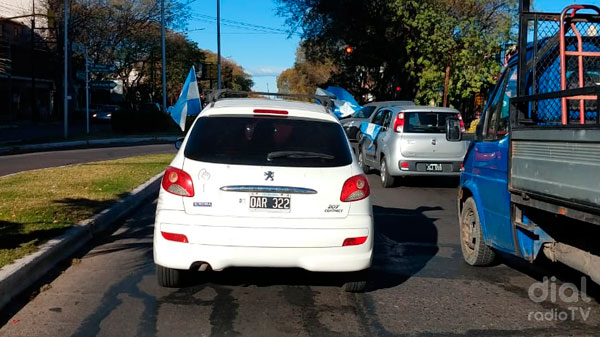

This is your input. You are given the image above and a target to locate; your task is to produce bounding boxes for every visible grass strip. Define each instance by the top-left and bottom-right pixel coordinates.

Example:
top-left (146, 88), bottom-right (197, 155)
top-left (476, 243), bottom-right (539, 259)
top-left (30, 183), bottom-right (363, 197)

top-left (0, 153), bottom-right (173, 269)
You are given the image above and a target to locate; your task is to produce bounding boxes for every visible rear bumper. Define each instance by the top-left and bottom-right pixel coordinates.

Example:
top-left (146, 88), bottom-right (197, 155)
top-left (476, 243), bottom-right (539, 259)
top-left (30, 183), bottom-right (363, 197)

top-left (153, 210), bottom-right (373, 272)
top-left (392, 159), bottom-right (462, 176)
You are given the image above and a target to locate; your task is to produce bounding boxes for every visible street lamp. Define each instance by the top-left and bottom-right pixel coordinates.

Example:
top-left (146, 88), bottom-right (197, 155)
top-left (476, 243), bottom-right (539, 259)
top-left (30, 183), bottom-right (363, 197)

top-left (217, 0), bottom-right (221, 89)
top-left (161, 0), bottom-right (167, 112)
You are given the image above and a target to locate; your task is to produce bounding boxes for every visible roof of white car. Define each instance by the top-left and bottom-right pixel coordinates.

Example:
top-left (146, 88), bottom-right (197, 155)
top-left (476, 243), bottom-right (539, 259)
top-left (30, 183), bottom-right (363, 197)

top-left (202, 98), bottom-right (338, 123)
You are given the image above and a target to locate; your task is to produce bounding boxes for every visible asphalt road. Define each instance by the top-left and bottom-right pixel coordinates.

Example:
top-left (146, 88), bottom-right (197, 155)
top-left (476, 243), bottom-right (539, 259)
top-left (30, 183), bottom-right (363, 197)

top-left (1, 174), bottom-right (599, 336)
top-left (0, 144), bottom-right (176, 177)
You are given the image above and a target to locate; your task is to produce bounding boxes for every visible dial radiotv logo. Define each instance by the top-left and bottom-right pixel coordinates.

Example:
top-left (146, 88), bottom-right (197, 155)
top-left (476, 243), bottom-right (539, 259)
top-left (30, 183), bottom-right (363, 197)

top-left (528, 276), bottom-right (593, 322)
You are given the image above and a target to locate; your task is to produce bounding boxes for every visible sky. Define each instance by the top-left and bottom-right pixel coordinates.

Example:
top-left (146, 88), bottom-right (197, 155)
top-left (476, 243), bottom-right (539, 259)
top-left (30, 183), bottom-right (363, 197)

top-left (182, 0), bottom-right (597, 93)
top-left (185, 0), bottom-right (300, 93)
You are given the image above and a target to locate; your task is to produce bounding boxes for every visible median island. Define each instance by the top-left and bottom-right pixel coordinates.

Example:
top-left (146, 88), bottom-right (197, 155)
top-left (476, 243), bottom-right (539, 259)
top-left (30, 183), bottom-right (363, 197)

top-left (0, 153), bottom-right (173, 268)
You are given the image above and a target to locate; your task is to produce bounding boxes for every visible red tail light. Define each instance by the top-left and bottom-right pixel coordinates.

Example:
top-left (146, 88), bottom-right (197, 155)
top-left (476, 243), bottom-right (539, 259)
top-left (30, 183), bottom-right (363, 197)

top-left (393, 112), bottom-right (405, 133)
top-left (340, 174), bottom-right (370, 202)
top-left (342, 236), bottom-right (368, 246)
top-left (162, 166), bottom-right (195, 197)
top-left (457, 113), bottom-right (465, 133)
top-left (253, 109), bottom-right (288, 115)
top-left (161, 231), bottom-right (189, 243)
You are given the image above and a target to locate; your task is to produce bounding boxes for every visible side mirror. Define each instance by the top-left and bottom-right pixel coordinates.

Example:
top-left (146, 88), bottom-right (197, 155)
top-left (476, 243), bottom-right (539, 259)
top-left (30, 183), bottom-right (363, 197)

top-left (175, 137), bottom-right (184, 150)
top-left (445, 118), bottom-right (462, 142)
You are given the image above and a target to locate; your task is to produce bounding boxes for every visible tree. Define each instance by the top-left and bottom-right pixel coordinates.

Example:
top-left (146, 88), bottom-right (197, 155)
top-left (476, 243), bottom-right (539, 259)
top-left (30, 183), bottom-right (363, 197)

top-left (277, 45), bottom-right (335, 95)
top-left (199, 51), bottom-right (254, 92)
top-left (276, 0), bottom-right (516, 107)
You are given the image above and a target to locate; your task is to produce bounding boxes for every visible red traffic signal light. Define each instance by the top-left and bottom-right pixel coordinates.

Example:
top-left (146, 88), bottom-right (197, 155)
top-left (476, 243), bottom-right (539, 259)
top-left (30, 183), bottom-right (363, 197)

top-left (345, 46), bottom-right (353, 54)
top-left (395, 86), bottom-right (401, 92)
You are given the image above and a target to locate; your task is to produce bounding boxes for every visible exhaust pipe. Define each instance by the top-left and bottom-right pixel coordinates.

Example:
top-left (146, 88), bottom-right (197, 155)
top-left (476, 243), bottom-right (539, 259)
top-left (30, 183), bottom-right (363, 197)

top-left (543, 242), bottom-right (600, 285)
top-left (190, 261), bottom-right (211, 272)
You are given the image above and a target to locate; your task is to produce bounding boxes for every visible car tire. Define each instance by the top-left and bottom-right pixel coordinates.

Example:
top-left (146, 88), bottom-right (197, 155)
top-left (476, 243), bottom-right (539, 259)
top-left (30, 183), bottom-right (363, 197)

top-left (342, 270), bottom-right (368, 293)
top-left (358, 150), bottom-right (370, 174)
top-left (156, 264), bottom-right (188, 287)
top-left (460, 197), bottom-right (495, 266)
top-left (380, 158), bottom-right (395, 188)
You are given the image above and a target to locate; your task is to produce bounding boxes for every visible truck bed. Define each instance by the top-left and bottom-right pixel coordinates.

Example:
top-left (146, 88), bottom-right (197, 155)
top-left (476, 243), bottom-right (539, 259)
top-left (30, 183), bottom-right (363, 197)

top-left (509, 128), bottom-right (600, 216)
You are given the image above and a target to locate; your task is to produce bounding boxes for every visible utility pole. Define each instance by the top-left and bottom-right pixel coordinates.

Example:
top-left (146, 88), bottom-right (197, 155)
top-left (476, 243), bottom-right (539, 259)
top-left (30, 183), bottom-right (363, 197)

top-left (85, 46), bottom-right (89, 134)
top-left (31, 2), bottom-right (37, 123)
top-left (216, 0), bottom-right (221, 89)
top-left (161, 0), bottom-right (167, 112)
top-left (64, 0), bottom-right (68, 138)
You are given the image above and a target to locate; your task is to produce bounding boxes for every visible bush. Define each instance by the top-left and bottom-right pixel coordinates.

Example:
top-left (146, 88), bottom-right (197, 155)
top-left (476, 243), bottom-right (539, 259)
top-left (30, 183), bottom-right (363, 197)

top-left (111, 104), bottom-right (179, 133)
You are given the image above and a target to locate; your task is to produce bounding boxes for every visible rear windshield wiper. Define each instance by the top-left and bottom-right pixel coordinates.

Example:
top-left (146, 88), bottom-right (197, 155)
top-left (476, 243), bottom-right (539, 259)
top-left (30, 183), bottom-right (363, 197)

top-left (267, 151), bottom-right (335, 161)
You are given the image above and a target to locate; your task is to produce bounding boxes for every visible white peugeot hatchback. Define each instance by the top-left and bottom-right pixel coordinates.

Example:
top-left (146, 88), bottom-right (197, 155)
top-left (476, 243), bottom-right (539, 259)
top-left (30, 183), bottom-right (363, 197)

top-left (153, 97), bottom-right (373, 292)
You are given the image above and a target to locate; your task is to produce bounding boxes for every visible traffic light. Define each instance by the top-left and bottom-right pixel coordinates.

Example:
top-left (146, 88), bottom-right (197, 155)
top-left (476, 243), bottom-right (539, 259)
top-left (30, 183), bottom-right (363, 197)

top-left (395, 86), bottom-right (401, 92)
top-left (345, 46), bottom-right (353, 54)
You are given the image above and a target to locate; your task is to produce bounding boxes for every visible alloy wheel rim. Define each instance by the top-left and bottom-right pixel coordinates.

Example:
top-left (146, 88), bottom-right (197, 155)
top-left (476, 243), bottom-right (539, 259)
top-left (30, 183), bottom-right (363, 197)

top-left (462, 208), bottom-right (476, 252)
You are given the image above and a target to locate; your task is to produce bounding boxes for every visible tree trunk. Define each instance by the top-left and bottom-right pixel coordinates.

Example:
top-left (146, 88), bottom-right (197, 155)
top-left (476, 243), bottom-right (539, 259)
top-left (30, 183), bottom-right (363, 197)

top-left (443, 62), bottom-right (451, 107)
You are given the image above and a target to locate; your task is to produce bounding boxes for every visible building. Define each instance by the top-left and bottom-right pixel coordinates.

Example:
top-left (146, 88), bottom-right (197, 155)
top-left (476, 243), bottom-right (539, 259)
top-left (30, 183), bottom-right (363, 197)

top-left (0, 0), bottom-right (55, 123)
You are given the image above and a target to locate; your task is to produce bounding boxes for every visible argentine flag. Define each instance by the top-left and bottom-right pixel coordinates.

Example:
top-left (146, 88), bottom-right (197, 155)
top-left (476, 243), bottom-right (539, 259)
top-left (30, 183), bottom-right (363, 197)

top-left (169, 66), bottom-right (201, 131)
top-left (315, 86), bottom-right (361, 119)
top-left (360, 122), bottom-right (381, 150)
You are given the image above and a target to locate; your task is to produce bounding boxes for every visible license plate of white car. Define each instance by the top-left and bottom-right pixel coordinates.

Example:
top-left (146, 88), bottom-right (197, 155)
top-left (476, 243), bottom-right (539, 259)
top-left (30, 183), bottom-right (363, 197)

top-left (426, 163), bottom-right (443, 172)
top-left (249, 193), bottom-right (291, 211)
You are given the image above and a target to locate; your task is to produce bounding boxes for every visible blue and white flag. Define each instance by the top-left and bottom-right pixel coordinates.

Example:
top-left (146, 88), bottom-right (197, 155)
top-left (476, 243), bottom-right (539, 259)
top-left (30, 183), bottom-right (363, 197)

top-left (315, 86), bottom-right (361, 119)
top-left (169, 66), bottom-right (201, 131)
top-left (360, 122), bottom-right (381, 150)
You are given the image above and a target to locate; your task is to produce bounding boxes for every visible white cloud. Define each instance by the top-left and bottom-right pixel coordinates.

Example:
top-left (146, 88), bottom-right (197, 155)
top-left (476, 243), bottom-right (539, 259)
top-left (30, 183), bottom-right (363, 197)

top-left (247, 66), bottom-right (286, 77)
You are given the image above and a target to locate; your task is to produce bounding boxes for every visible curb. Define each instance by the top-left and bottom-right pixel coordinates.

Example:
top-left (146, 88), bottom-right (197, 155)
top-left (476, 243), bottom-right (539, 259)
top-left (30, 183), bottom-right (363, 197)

top-left (0, 136), bottom-right (181, 156)
top-left (0, 171), bottom-right (164, 312)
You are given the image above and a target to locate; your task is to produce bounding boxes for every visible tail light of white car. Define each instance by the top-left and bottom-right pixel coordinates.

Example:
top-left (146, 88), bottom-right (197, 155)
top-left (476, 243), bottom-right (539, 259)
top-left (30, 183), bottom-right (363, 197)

top-left (340, 174), bottom-right (370, 202)
top-left (162, 166), bottom-right (195, 197)
top-left (161, 231), bottom-right (189, 243)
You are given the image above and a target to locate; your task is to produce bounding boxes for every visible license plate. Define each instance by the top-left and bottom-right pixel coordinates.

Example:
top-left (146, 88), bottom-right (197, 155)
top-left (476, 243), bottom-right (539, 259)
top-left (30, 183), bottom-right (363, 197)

top-left (249, 193), bottom-right (291, 212)
top-left (426, 163), bottom-right (443, 172)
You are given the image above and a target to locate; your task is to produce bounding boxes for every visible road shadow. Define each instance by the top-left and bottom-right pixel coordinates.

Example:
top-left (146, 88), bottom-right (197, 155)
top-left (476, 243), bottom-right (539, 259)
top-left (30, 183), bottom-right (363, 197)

top-left (179, 205), bottom-right (440, 292)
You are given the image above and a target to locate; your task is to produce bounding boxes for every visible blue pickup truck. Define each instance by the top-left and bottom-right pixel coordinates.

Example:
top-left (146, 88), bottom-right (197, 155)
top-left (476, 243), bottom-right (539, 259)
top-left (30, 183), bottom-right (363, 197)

top-left (446, 2), bottom-right (600, 283)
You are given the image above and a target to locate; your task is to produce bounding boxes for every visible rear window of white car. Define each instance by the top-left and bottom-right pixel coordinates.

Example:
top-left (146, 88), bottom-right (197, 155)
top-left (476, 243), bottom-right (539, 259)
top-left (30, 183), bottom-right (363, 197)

top-left (404, 111), bottom-right (454, 134)
top-left (184, 116), bottom-right (353, 167)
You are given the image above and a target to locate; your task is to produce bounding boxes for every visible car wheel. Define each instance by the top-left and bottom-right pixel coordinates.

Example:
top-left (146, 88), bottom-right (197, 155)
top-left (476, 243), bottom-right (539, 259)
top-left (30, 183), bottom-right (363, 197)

top-left (460, 197), bottom-right (495, 266)
top-left (342, 270), bottom-right (368, 293)
top-left (156, 264), bottom-right (188, 287)
top-left (358, 150), bottom-right (370, 174)
top-left (380, 158), bottom-right (395, 188)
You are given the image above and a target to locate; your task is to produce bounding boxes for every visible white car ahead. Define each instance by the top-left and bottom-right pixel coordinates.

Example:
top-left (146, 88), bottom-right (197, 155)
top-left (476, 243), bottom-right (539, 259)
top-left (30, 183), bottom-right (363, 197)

top-left (153, 98), bottom-right (373, 292)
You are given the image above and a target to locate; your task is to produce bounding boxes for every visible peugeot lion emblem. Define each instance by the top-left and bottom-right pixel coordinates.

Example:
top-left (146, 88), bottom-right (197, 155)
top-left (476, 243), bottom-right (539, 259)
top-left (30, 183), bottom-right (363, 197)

top-left (431, 138), bottom-right (437, 145)
top-left (264, 171), bottom-right (274, 181)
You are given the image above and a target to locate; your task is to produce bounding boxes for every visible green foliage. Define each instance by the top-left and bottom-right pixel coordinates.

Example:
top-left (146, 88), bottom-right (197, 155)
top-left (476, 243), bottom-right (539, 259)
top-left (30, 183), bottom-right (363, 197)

top-left (111, 104), bottom-right (178, 133)
top-left (276, 0), bottom-right (516, 106)
top-left (277, 45), bottom-right (336, 95)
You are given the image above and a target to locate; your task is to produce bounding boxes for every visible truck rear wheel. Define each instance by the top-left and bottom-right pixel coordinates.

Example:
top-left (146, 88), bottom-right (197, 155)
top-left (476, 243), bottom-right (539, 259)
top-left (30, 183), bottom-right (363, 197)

top-left (460, 197), bottom-right (495, 266)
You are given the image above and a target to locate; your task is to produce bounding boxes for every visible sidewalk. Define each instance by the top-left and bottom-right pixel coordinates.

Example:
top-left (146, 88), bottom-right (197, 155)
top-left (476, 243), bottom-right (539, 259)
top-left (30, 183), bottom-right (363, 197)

top-left (0, 121), bottom-right (182, 155)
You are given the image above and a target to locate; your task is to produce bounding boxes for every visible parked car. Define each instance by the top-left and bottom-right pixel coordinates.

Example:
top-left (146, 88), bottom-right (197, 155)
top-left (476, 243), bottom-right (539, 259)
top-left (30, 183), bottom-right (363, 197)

top-left (154, 98), bottom-right (373, 292)
top-left (341, 101), bottom-right (414, 141)
top-left (357, 105), bottom-right (468, 187)
top-left (91, 104), bottom-right (120, 122)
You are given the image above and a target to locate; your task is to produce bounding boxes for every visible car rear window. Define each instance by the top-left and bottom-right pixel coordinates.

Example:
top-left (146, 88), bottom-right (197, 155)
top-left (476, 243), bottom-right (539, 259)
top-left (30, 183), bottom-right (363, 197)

top-left (404, 111), bottom-right (455, 134)
top-left (184, 116), bottom-right (353, 167)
